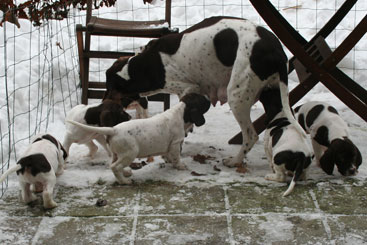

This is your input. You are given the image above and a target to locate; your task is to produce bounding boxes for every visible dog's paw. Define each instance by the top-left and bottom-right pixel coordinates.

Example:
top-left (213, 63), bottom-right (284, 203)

top-left (174, 163), bottom-right (187, 170)
top-left (122, 167), bottom-right (132, 177)
top-left (222, 157), bottom-right (242, 168)
top-left (44, 201), bottom-right (58, 210)
top-left (265, 173), bottom-right (285, 183)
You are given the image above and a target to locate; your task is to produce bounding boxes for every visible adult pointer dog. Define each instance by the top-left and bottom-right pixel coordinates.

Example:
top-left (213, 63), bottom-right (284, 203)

top-left (104, 16), bottom-right (305, 167)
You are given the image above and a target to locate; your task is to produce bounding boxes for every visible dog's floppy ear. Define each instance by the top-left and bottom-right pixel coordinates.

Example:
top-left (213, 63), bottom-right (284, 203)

top-left (355, 144), bottom-right (362, 167)
top-left (319, 148), bottom-right (335, 175)
top-left (100, 110), bottom-right (116, 127)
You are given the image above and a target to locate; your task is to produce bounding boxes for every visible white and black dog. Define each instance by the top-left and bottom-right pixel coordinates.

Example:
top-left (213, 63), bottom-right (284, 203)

top-left (103, 16), bottom-right (305, 167)
top-left (264, 111), bottom-right (313, 196)
top-left (295, 101), bottom-right (362, 176)
top-left (0, 134), bottom-right (67, 209)
top-left (67, 93), bottom-right (210, 184)
top-left (63, 99), bottom-right (131, 158)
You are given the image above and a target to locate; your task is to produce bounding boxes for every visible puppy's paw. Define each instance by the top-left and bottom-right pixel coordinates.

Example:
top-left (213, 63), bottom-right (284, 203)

top-left (265, 173), bottom-right (285, 183)
top-left (174, 162), bottom-right (187, 170)
top-left (44, 201), bottom-right (58, 210)
top-left (122, 167), bottom-right (132, 177)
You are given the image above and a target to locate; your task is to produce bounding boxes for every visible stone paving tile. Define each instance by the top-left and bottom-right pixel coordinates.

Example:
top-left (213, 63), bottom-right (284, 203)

top-left (32, 217), bottom-right (133, 244)
top-left (0, 214), bottom-right (42, 245)
top-left (327, 215), bottom-right (367, 244)
top-left (227, 183), bottom-right (317, 214)
top-left (313, 181), bottom-right (367, 215)
top-left (135, 215), bottom-right (229, 244)
top-left (232, 214), bottom-right (329, 244)
top-left (138, 182), bottom-right (225, 215)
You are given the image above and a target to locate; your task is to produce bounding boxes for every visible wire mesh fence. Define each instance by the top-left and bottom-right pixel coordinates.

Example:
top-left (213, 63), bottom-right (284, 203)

top-left (0, 0), bottom-right (366, 197)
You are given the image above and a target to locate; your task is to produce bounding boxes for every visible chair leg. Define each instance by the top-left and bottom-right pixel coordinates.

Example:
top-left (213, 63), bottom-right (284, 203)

top-left (76, 25), bottom-right (87, 104)
top-left (81, 32), bottom-right (91, 105)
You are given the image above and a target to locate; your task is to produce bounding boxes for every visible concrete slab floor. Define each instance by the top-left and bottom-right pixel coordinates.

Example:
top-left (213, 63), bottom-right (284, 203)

top-left (0, 180), bottom-right (367, 244)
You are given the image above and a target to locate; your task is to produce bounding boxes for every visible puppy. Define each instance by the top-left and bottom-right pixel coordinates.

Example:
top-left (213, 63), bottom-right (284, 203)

top-left (63, 99), bottom-right (131, 158)
top-left (264, 111), bottom-right (313, 196)
top-left (67, 93), bottom-right (210, 184)
top-left (295, 101), bottom-right (362, 176)
top-left (0, 134), bottom-right (67, 209)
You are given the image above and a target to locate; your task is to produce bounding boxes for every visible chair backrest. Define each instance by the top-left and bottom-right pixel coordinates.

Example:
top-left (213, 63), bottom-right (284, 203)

top-left (85, 0), bottom-right (172, 26)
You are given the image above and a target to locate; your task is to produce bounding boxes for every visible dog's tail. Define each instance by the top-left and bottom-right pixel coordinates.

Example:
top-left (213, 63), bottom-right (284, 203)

top-left (279, 73), bottom-right (307, 139)
top-left (66, 120), bottom-right (115, 136)
top-left (0, 165), bottom-right (21, 183)
top-left (282, 154), bottom-right (307, 197)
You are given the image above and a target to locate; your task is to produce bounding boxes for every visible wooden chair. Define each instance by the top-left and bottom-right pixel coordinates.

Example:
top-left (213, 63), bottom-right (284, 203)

top-left (76, 0), bottom-right (178, 108)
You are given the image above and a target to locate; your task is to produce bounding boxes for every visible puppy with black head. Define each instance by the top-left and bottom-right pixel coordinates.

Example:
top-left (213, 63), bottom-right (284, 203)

top-left (63, 99), bottom-right (131, 158)
top-left (295, 101), bottom-right (362, 176)
top-left (67, 93), bottom-right (211, 185)
top-left (0, 134), bottom-right (67, 209)
top-left (264, 111), bottom-right (313, 196)
top-left (262, 89), bottom-right (313, 196)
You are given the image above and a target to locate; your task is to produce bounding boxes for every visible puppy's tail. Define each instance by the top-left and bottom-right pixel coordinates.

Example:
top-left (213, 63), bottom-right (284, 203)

top-left (66, 120), bottom-right (115, 136)
top-left (279, 81), bottom-right (307, 139)
top-left (282, 154), bottom-right (307, 197)
top-left (0, 165), bottom-right (21, 183)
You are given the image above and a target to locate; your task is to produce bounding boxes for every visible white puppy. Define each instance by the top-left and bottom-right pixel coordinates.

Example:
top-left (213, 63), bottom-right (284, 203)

top-left (67, 93), bottom-right (210, 184)
top-left (264, 111), bottom-right (313, 196)
top-left (0, 134), bottom-right (67, 209)
top-left (63, 99), bottom-right (131, 158)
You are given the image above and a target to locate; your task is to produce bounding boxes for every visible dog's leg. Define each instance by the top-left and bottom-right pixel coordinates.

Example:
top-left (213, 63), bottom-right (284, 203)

top-left (110, 155), bottom-right (135, 185)
top-left (42, 176), bottom-right (57, 209)
top-left (263, 132), bottom-right (275, 173)
top-left (224, 66), bottom-right (260, 167)
top-left (20, 181), bottom-right (37, 204)
top-left (62, 135), bottom-right (73, 156)
top-left (95, 135), bottom-right (112, 157)
top-left (312, 140), bottom-right (324, 167)
top-left (85, 141), bottom-right (98, 158)
top-left (165, 141), bottom-right (186, 170)
top-left (265, 164), bottom-right (286, 182)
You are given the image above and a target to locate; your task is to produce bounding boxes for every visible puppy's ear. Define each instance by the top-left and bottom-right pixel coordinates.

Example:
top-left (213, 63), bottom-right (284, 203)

top-left (60, 144), bottom-right (68, 160)
top-left (191, 108), bottom-right (206, 127)
top-left (355, 145), bottom-right (362, 167)
top-left (319, 149), bottom-right (335, 175)
top-left (100, 111), bottom-right (115, 127)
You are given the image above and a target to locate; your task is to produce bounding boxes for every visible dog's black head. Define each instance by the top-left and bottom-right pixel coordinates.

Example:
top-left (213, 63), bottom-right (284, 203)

top-left (181, 93), bottom-right (211, 127)
top-left (85, 100), bottom-right (131, 127)
top-left (99, 100), bottom-right (132, 127)
top-left (320, 137), bottom-right (362, 176)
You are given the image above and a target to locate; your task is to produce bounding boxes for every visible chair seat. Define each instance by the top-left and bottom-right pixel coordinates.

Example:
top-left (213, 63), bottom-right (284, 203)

top-left (87, 16), bottom-right (177, 37)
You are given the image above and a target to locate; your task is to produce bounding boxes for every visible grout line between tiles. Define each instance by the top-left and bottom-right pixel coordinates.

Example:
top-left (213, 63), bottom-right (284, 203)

top-left (309, 189), bottom-right (334, 244)
top-left (223, 186), bottom-right (236, 245)
top-left (130, 190), bottom-right (141, 245)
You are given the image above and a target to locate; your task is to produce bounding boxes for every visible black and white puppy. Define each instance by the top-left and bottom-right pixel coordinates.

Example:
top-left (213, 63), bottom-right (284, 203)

top-left (264, 111), bottom-right (313, 196)
top-left (0, 134), bottom-right (67, 209)
top-left (63, 99), bottom-right (131, 158)
top-left (103, 16), bottom-right (305, 168)
top-left (67, 93), bottom-right (210, 185)
top-left (295, 101), bottom-right (362, 176)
